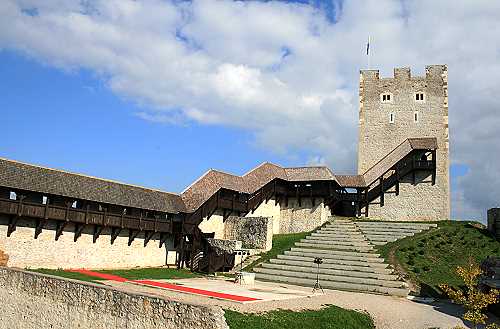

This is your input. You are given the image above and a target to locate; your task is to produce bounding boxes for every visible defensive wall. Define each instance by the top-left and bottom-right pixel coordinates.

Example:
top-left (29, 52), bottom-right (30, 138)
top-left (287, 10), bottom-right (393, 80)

top-left (0, 266), bottom-right (229, 329)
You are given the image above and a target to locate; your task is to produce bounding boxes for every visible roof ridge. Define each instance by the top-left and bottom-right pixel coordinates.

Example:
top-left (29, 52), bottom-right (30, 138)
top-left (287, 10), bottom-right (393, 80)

top-left (242, 161), bottom-right (283, 177)
top-left (0, 156), bottom-right (179, 196)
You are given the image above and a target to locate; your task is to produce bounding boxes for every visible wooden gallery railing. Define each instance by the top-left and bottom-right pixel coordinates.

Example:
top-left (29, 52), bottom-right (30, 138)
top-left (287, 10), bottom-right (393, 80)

top-left (0, 197), bottom-right (172, 247)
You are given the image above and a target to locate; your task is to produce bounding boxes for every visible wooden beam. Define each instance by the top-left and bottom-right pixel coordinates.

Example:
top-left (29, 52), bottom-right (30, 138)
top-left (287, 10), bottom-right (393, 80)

top-left (365, 188), bottom-right (369, 217)
top-left (34, 219), bottom-right (46, 239)
top-left (159, 233), bottom-right (168, 248)
top-left (73, 223), bottom-right (85, 242)
top-left (93, 225), bottom-right (104, 243)
top-left (7, 215), bottom-right (18, 237)
top-left (55, 221), bottom-right (68, 241)
top-left (144, 231), bottom-right (155, 247)
top-left (128, 229), bottom-right (140, 246)
top-left (110, 227), bottom-right (121, 245)
top-left (396, 171), bottom-right (400, 196)
top-left (379, 177), bottom-right (384, 207)
top-left (431, 150), bottom-right (437, 185)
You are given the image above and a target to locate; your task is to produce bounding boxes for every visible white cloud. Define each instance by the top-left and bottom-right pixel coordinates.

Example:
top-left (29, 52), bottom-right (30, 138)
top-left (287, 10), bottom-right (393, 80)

top-left (0, 0), bottom-right (499, 220)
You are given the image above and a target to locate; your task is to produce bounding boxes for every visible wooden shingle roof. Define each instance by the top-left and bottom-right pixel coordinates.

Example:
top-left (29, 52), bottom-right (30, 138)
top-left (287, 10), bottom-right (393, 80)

top-left (0, 158), bottom-right (186, 213)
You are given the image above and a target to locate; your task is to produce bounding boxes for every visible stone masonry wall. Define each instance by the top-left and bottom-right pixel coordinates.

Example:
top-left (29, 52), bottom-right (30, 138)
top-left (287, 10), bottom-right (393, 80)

top-left (224, 216), bottom-right (273, 251)
top-left (0, 217), bottom-right (168, 269)
top-left (279, 197), bottom-right (330, 233)
top-left (0, 267), bottom-right (228, 329)
top-left (245, 198), bottom-right (281, 234)
top-left (199, 213), bottom-right (225, 239)
top-left (358, 65), bottom-right (450, 221)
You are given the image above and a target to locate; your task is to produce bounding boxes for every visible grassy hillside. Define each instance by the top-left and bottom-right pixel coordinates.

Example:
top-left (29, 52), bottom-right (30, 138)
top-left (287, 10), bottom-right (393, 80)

top-left (225, 305), bottom-right (374, 329)
top-left (377, 220), bottom-right (500, 296)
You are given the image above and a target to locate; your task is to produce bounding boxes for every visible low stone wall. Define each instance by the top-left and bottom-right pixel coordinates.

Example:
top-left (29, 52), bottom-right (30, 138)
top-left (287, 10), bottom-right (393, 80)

top-left (224, 216), bottom-right (273, 251)
top-left (0, 267), bottom-right (229, 329)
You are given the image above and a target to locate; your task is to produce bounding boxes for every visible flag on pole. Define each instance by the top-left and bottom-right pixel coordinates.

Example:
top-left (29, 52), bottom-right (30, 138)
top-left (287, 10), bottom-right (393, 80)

top-left (366, 36), bottom-right (370, 56)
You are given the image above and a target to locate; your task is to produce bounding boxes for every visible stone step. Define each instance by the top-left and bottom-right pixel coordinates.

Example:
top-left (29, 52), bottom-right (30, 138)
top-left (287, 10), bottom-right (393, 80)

top-left (315, 230), bottom-right (364, 237)
top-left (364, 234), bottom-right (414, 241)
top-left (355, 223), bottom-right (437, 229)
top-left (370, 241), bottom-right (390, 246)
top-left (358, 228), bottom-right (422, 234)
top-left (260, 263), bottom-right (398, 281)
top-left (302, 238), bottom-right (371, 247)
top-left (255, 273), bottom-right (409, 297)
top-left (283, 252), bottom-right (386, 265)
top-left (308, 234), bottom-right (367, 242)
top-left (269, 258), bottom-right (392, 274)
top-left (290, 247), bottom-right (380, 258)
top-left (363, 231), bottom-right (414, 237)
top-left (295, 242), bottom-right (373, 252)
top-left (322, 226), bottom-right (358, 231)
top-left (310, 233), bottom-right (366, 240)
top-left (253, 267), bottom-right (406, 289)
top-left (357, 225), bottom-right (430, 230)
top-left (365, 235), bottom-right (408, 241)
top-left (265, 260), bottom-right (394, 277)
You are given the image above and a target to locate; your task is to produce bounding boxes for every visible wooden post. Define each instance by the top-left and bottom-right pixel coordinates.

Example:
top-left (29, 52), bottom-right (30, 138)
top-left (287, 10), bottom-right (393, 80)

top-left (379, 177), bottom-right (384, 207)
top-left (365, 188), bottom-right (369, 217)
top-left (431, 150), bottom-right (437, 185)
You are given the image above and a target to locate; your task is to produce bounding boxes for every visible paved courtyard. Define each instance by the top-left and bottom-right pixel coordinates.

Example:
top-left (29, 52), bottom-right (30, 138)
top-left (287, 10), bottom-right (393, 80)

top-left (98, 275), bottom-right (479, 329)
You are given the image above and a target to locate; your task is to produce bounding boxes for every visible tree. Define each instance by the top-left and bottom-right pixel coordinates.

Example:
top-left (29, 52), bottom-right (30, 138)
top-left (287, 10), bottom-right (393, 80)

top-left (439, 259), bottom-right (499, 328)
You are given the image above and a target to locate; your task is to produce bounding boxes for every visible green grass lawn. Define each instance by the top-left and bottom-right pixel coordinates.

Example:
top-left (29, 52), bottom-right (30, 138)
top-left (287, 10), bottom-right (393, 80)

top-left (30, 267), bottom-right (199, 283)
top-left (224, 305), bottom-right (374, 329)
top-left (377, 220), bottom-right (500, 296)
top-left (244, 231), bottom-right (310, 272)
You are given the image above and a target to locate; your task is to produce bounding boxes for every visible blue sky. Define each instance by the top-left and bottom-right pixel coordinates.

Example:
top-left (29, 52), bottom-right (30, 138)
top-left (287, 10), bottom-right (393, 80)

top-left (1, 0), bottom-right (499, 220)
top-left (0, 49), bottom-right (313, 193)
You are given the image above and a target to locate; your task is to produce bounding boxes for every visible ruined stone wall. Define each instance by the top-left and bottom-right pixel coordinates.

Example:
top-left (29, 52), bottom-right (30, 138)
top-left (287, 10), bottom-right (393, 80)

top-left (358, 65), bottom-right (450, 221)
top-left (198, 213), bottom-right (225, 239)
top-left (0, 267), bottom-right (228, 329)
top-left (224, 216), bottom-right (273, 251)
top-left (279, 197), bottom-right (330, 233)
top-left (0, 217), bottom-right (168, 269)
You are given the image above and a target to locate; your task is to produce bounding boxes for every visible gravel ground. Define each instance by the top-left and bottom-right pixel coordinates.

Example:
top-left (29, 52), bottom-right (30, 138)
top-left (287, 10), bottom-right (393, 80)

top-left (100, 278), bottom-right (500, 329)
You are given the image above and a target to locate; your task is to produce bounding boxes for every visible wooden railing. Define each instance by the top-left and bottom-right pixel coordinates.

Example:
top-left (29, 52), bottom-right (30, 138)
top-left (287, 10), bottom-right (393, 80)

top-left (0, 196), bottom-right (172, 246)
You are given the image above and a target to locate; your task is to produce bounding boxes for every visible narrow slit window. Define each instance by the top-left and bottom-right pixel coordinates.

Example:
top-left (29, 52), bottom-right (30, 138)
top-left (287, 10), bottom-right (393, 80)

top-left (414, 111), bottom-right (419, 122)
top-left (389, 113), bottom-right (395, 123)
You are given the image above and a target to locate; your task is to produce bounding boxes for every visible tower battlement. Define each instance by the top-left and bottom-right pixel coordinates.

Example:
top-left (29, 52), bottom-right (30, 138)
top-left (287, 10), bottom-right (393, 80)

top-left (360, 65), bottom-right (447, 81)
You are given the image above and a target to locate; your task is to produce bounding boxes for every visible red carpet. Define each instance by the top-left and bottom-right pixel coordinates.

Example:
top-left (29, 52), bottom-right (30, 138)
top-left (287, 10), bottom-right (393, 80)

top-left (67, 269), bottom-right (260, 302)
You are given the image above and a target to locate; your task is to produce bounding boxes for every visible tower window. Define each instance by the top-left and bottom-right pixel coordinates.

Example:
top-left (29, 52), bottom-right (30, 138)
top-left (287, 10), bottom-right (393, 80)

top-left (381, 93), bottom-right (392, 103)
top-left (414, 111), bottom-right (419, 123)
top-left (389, 113), bottom-right (395, 123)
top-left (415, 92), bottom-right (425, 102)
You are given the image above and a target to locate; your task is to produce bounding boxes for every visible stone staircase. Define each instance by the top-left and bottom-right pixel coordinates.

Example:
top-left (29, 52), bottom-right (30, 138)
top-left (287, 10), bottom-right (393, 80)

top-left (355, 221), bottom-right (437, 245)
top-left (254, 218), bottom-right (411, 296)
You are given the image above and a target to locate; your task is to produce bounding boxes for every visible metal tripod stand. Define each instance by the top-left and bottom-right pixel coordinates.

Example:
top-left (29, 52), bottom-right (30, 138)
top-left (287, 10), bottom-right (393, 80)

top-left (312, 257), bottom-right (324, 294)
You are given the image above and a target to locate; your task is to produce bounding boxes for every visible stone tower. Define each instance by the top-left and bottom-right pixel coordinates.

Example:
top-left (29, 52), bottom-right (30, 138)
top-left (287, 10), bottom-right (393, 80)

top-left (357, 65), bottom-right (450, 221)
